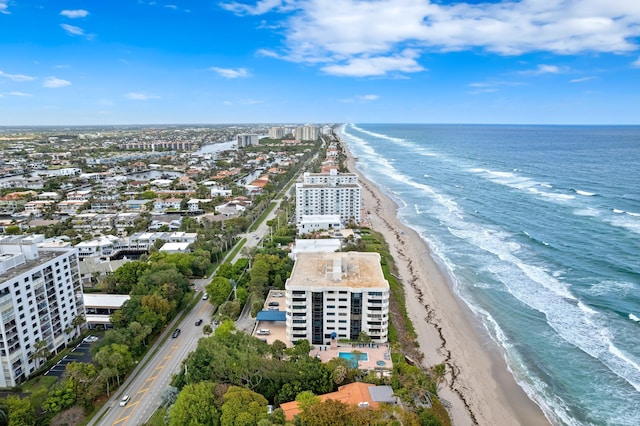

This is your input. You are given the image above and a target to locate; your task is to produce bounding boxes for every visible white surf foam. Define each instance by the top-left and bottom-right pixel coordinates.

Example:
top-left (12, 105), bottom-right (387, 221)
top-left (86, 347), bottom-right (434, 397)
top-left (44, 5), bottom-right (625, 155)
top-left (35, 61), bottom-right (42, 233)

top-left (575, 189), bottom-right (596, 196)
top-left (467, 167), bottom-right (574, 203)
top-left (630, 314), bottom-right (640, 322)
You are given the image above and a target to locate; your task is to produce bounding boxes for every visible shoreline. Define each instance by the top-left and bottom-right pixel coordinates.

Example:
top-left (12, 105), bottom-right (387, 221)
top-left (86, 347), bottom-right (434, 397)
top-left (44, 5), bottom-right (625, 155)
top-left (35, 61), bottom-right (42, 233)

top-left (341, 138), bottom-right (550, 426)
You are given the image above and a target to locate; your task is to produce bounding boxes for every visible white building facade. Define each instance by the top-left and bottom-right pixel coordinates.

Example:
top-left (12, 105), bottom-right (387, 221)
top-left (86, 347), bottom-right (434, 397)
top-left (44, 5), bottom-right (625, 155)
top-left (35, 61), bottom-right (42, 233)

top-left (296, 214), bottom-right (343, 235)
top-left (295, 170), bottom-right (361, 224)
top-left (285, 252), bottom-right (389, 346)
top-left (0, 235), bottom-right (85, 387)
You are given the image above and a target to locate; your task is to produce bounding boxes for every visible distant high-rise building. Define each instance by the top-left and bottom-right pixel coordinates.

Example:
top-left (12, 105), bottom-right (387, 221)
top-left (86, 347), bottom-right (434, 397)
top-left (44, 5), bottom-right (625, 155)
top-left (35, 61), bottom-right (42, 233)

top-left (237, 133), bottom-right (259, 148)
top-left (268, 127), bottom-right (286, 139)
top-left (295, 170), bottom-right (361, 223)
top-left (295, 125), bottom-right (319, 141)
top-left (0, 235), bottom-right (85, 387)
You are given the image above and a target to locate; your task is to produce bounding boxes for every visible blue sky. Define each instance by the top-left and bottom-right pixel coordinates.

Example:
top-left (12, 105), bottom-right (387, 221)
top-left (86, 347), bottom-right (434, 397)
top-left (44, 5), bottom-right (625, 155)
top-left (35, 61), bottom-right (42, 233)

top-left (1, 0), bottom-right (640, 125)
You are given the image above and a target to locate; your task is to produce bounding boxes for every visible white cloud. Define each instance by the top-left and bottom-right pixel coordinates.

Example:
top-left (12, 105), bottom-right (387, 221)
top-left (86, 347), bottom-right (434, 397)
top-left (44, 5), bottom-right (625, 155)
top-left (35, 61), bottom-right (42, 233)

top-left (0, 70), bottom-right (36, 82)
top-left (60, 9), bottom-right (89, 18)
top-left (226, 0), bottom-right (640, 77)
top-left (358, 94), bottom-right (379, 101)
top-left (43, 77), bottom-right (71, 88)
top-left (165, 5), bottom-right (178, 10)
top-left (321, 51), bottom-right (424, 77)
top-left (210, 67), bottom-right (250, 78)
top-left (220, 0), bottom-right (284, 16)
top-left (632, 57), bottom-right (640, 68)
top-left (519, 64), bottom-right (569, 75)
top-left (0, 1), bottom-right (10, 14)
top-left (60, 24), bottom-right (85, 36)
top-left (125, 92), bottom-right (160, 100)
top-left (570, 76), bottom-right (597, 83)
top-left (467, 80), bottom-right (525, 94)
top-left (256, 49), bottom-right (284, 59)
top-left (10, 91), bottom-right (32, 97)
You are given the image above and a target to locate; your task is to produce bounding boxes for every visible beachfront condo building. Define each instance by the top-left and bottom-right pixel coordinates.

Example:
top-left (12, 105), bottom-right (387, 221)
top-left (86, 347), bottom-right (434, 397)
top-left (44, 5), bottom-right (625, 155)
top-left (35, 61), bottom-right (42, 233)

top-left (285, 251), bottom-right (389, 345)
top-left (295, 170), bottom-right (362, 224)
top-left (0, 235), bottom-right (85, 387)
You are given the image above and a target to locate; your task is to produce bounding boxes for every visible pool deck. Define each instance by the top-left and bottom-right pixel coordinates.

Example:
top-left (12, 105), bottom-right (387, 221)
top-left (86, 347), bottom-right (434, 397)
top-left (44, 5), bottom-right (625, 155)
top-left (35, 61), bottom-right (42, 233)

top-left (311, 341), bottom-right (393, 372)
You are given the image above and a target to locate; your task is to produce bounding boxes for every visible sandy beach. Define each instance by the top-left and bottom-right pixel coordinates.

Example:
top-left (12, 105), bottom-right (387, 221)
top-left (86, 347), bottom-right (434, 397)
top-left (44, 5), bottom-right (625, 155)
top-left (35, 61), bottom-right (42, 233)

top-left (342, 139), bottom-right (551, 426)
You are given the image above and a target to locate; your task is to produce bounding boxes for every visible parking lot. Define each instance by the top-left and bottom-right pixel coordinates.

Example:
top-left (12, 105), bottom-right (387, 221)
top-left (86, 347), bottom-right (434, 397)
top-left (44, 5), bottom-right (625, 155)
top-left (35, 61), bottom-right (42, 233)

top-left (44, 335), bottom-right (99, 378)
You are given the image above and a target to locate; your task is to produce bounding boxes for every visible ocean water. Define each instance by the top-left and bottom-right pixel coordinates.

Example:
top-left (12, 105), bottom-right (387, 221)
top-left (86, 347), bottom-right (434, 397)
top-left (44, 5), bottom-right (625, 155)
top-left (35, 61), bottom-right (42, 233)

top-left (339, 123), bottom-right (640, 426)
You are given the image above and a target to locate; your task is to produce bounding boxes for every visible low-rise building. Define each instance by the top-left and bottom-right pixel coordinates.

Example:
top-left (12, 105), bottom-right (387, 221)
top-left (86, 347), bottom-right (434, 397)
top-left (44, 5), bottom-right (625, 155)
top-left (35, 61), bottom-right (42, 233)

top-left (296, 214), bottom-right (343, 235)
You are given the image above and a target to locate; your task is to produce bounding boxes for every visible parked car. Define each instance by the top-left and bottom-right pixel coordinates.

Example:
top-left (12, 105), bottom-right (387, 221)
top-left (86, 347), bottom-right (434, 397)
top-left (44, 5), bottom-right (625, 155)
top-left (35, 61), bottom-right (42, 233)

top-left (272, 292), bottom-right (283, 297)
top-left (120, 395), bottom-right (130, 406)
top-left (195, 318), bottom-right (203, 326)
top-left (257, 329), bottom-right (270, 335)
top-left (268, 301), bottom-right (279, 307)
top-left (202, 293), bottom-right (209, 300)
top-left (172, 328), bottom-right (181, 338)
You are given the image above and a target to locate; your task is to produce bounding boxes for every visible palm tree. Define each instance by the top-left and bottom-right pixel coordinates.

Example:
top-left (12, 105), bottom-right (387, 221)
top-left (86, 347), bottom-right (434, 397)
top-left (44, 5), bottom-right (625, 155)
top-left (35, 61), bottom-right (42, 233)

top-left (430, 363), bottom-right (447, 392)
top-left (29, 340), bottom-right (51, 367)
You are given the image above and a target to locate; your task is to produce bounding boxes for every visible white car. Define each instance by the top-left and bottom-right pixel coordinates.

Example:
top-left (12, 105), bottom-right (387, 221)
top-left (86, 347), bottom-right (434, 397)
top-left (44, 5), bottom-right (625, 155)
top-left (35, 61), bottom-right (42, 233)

top-left (257, 329), bottom-right (270, 335)
top-left (119, 395), bottom-right (130, 406)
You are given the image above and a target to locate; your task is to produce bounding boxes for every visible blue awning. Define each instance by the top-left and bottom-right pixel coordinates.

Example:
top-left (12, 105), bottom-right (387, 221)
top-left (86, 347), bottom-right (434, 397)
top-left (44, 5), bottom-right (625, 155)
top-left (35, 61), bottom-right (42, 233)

top-left (256, 311), bottom-right (287, 321)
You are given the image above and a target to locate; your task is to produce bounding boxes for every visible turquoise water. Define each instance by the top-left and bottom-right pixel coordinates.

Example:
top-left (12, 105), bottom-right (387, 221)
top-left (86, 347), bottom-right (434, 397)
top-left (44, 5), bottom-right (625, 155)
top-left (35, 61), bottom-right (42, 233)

top-left (339, 352), bottom-right (369, 365)
top-left (340, 123), bottom-right (640, 426)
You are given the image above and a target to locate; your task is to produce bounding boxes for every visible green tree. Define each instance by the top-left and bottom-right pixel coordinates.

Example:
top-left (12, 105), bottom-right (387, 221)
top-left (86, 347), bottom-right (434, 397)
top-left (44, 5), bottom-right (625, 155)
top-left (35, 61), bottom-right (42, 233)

top-left (249, 259), bottom-right (270, 295)
top-left (5, 395), bottom-right (35, 426)
top-left (42, 379), bottom-right (76, 415)
top-left (202, 324), bottom-right (213, 336)
top-left (65, 362), bottom-right (99, 408)
top-left (169, 381), bottom-right (220, 426)
top-left (4, 225), bottom-right (22, 235)
top-left (220, 386), bottom-right (268, 426)
top-left (295, 391), bottom-right (319, 413)
top-left (207, 276), bottom-right (232, 306)
top-left (94, 343), bottom-right (132, 388)
top-left (270, 340), bottom-right (287, 361)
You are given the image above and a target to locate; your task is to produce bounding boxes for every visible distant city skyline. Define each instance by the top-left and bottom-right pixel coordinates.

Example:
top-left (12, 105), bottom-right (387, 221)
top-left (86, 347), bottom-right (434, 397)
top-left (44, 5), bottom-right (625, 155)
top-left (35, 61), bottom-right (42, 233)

top-left (1, 1), bottom-right (640, 125)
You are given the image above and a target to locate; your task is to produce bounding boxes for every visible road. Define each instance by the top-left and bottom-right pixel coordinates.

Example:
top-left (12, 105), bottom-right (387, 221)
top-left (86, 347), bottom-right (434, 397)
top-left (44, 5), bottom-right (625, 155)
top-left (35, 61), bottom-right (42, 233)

top-left (91, 156), bottom-right (310, 425)
top-left (90, 299), bottom-right (213, 426)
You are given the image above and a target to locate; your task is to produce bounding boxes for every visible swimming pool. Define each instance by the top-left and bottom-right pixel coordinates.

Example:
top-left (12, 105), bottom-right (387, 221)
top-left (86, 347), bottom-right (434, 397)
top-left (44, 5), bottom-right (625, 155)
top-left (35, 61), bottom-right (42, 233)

top-left (338, 352), bottom-right (369, 362)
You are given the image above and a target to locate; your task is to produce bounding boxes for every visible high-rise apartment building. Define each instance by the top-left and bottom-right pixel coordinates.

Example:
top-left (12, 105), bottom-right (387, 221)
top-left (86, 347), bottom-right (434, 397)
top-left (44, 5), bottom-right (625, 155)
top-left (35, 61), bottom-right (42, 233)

top-left (295, 125), bottom-right (319, 141)
top-left (268, 127), bottom-right (286, 139)
top-left (285, 252), bottom-right (389, 345)
top-left (0, 235), bottom-right (85, 387)
top-left (295, 170), bottom-right (361, 223)
top-left (237, 133), bottom-right (259, 148)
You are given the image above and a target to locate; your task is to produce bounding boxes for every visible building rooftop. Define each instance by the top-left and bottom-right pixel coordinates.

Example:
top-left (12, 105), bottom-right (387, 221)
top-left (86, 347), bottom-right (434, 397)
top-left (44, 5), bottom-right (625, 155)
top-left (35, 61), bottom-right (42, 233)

top-left (280, 382), bottom-right (393, 420)
top-left (287, 252), bottom-right (388, 289)
top-left (83, 293), bottom-right (130, 309)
